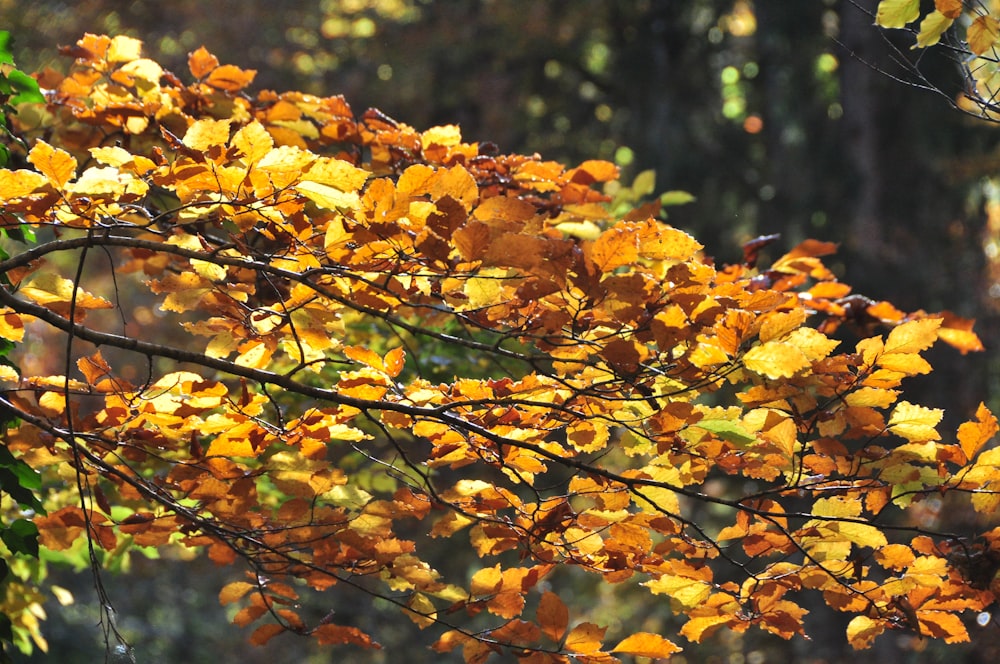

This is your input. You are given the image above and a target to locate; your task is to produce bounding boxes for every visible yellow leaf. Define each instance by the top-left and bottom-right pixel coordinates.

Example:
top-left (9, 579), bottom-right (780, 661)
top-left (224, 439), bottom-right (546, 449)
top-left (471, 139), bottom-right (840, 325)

top-left (875, 0), bottom-right (920, 29)
top-left (888, 401), bottom-right (942, 442)
top-left (759, 309), bottom-right (807, 343)
top-left (646, 574), bottom-right (713, 610)
top-left (107, 35), bottom-right (143, 63)
top-left (235, 340), bottom-right (272, 369)
top-left (566, 419), bottom-right (610, 453)
top-left (469, 565), bottom-right (502, 596)
top-left (183, 118), bottom-right (232, 151)
top-left (844, 387), bottom-right (900, 408)
top-left (0, 169), bottom-right (49, 198)
top-left (638, 224), bottom-right (703, 261)
top-left (421, 124), bottom-right (462, 147)
top-left (846, 615), bottom-right (884, 649)
top-left (784, 327), bottom-right (840, 361)
top-left (884, 318), bottom-right (941, 354)
top-left (914, 10), bottom-right (954, 48)
top-left (742, 341), bottom-right (810, 379)
top-left (811, 496), bottom-right (862, 519)
top-left (27, 140), bottom-right (77, 189)
top-left (876, 351), bottom-right (931, 375)
top-left (0, 310), bottom-right (24, 342)
top-left (564, 622), bottom-right (606, 654)
top-left (66, 166), bottom-right (147, 198)
top-left (303, 157), bottom-right (371, 191)
top-left (231, 120), bottom-right (274, 166)
top-left (405, 592), bottom-right (437, 629)
top-left (611, 632), bottom-right (681, 658)
top-left (20, 273), bottom-right (113, 310)
top-left (294, 180), bottom-right (361, 211)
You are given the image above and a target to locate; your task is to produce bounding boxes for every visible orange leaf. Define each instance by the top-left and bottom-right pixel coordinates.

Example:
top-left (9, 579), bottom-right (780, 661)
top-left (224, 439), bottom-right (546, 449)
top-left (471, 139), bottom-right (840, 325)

top-left (591, 225), bottom-right (639, 271)
top-left (27, 140), bottom-right (77, 189)
top-left (537, 591), bottom-right (569, 643)
top-left (610, 632), bottom-right (681, 658)
top-left (968, 15), bottom-right (1000, 56)
top-left (188, 46), bottom-right (220, 79)
top-left (935, 0), bottom-right (962, 20)
top-left (250, 623), bottom-right (285, 646)
top-left (958, 403), bottom-right (999, 461)
top-left (206, 64), bottom-right (257, 92)
top-left (564, 622), bottom-right (606, 654)
top-left (312, 624), bottom-right (380, 648)
top-left (219, 581), bottom-right (255, 606)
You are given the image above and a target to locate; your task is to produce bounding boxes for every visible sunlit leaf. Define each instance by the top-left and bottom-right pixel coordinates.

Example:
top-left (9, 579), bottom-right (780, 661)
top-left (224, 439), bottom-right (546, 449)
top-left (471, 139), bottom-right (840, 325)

top-left (875, 0), bottom-right (920, 29)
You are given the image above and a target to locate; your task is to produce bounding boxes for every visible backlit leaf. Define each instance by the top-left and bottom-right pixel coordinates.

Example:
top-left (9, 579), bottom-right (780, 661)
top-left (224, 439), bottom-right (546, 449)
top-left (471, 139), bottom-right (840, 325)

top-left (958, 403), bottom-right (998, 461)
top-left (875, 0), bottom-right (920, 29)
top-left (564, 622), bottom-right (606, 654)
top-left (742, 341), bottom-right (811, 379)
top-left (846, 615), bottom-right (884, 649)
top-left (611, 632), bottom-right (681, 658)
top-left (27, 140), bottom-right (77, 188)
top-left (969, 15), bottom-right (1000, 56)
top-left (888, 401), bottom-right (943, 442)
top-left (915, 11), bottom-right (954, 48)
top-left (537, 591), bottom-right (569, 643)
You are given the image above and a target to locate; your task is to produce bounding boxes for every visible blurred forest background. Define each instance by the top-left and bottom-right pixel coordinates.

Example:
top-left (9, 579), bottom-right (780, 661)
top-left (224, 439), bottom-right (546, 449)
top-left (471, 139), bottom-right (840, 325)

top-left (4, 0), bottom-right (1000, 662)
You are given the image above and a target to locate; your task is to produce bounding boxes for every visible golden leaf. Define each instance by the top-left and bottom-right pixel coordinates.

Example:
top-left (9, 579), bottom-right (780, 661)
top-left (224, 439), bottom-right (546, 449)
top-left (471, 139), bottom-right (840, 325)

top-left (969, 15), bottom-right (1000, 56)
top-left (610, 632), bottom-right (681, 658)
top-left (0, 310), bottom-right (24, 342)
top-left (219, 581), bottom-right (254, 606)
top-left (0, 169), bottom-right (49, 198)
top-left (295, 180), bottom-right (361, 211)
top-left (884, 318), bottom-right (941, 354)
top-left (590, 224), bottom-right (639, 271)
top-left (888, 401), bottom-right (943, 442)
top-left (742, 341), bottom-right (811, 379)
top-left (564, 622), bottom-right (606, 654)
top-left (231, 120), bottom-right (275, 166)
top-left (27, 140), bottom-right (77, 189)
top-left (958, 403), bottom-right (998, 461)
top-left (645, 574), bottom-right (713, 610)
top-left (182, 118), bottom-right (232, 151)
top-left (846, 615), bottom-right (884, 649)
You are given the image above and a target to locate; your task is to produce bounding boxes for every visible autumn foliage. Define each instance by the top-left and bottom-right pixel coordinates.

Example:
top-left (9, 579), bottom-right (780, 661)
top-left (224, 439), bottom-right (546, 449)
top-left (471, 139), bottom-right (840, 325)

top-left (0, 33), bottom-right (998, 660)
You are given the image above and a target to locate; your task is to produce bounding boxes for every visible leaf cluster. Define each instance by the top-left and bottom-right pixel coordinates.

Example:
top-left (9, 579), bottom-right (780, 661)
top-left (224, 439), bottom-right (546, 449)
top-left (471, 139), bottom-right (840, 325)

top-left (0, 33), bottom-right (996, 661)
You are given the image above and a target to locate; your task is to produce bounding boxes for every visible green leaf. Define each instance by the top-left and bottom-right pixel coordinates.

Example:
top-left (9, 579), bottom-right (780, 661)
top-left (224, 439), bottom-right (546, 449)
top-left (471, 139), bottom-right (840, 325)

top-left (6, 70), bottom-right (43, 105)
top-left (696, 418), bottom-right (756, 445)
top-left (0, 518), bottom-right (39, 557)
top-left (875, 0), bottom-right (920, 29)
top-left (632, 169), bottom-right (657, 197)
top-left (0, 31), bottom-right (12, 65)
top-left (659, 190), bottom-right (696, 206)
